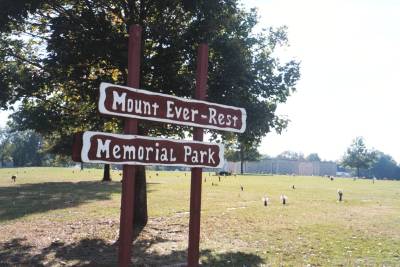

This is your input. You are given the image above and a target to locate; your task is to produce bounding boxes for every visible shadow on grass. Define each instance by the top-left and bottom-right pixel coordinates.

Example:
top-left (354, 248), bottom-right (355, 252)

top-left (0, 181), bottom-right (121, 222)
top-left (0, 181), bottom-right (157, 222)
top-left (0, 237), bottom-right (264, 266)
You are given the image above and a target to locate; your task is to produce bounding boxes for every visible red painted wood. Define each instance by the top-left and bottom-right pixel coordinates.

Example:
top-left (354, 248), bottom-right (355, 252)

top-left (188, 44), bottom-right (208, 267)
top-left (118, 24), bottom-right (142, 267)
top-left (71, 132), bottom-right (83, 162)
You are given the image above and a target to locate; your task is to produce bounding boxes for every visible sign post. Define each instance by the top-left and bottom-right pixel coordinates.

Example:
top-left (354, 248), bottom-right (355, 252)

top-left (72, 27), bottom-right (246, 266)
top-left (118, 24), bottom-right (141, 267)
top-left (188, 44), bottom-right (208, 267)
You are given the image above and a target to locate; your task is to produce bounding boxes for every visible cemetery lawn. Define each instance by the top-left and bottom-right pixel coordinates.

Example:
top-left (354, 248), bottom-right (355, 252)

top-left (0, 167), bottom-right (399, 266)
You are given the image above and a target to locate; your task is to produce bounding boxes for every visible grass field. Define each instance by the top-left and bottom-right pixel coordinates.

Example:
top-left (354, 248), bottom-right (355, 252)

top-left (0, 167), bottom-right (399, 266)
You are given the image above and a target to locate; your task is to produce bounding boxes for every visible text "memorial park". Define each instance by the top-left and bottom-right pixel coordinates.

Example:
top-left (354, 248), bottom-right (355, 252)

top-left (81, 131), bottom-right (224, 168)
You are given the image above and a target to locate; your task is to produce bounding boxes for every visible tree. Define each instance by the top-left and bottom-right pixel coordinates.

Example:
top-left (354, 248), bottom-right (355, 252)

top-left (0, 1), bottom-right (300, 228)
top-left (225, 143), bottom-right (261, 174)
top-left (370, 152), bottom-right (400, 180)
top-left (11, 130), bottom-right (44, 167)
top-left (306, 153), bottom-right (321, 162)
top-left (0, 128), bottom-right (14, 166)
top-left (341, 137), bottom-right (377, 177)
top-left (0, 129), bottom-right (44, 167)
top-left (277, 151), bottom-right (305, 161)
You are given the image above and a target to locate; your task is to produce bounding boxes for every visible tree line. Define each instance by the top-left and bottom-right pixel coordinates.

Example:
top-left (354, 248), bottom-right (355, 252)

top-left (225, 137), bottom-right (400, 180)
top-left (2, 127), bottom-right (399, 180)
top-left (341, 137), bottom-right (400, 180)
top-left (0, 128), bottom-right (73, 167)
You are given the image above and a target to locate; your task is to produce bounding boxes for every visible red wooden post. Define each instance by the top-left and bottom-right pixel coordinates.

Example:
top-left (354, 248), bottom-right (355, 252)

top-left (188, 44), bottom-right (208, 266)
top-left (118, 24), bottom-right (142, 267)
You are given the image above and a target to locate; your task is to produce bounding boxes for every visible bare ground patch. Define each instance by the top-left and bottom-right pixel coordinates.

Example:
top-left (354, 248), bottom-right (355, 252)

top-left (0, 213), bottom-right (262, 266)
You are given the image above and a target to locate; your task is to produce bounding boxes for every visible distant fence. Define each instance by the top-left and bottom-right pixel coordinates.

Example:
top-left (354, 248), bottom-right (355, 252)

top-left (224, 158), bottom-right (336, 176)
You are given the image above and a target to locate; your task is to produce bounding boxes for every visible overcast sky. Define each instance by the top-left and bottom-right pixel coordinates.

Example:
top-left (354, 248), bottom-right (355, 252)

top-left (1, 0), bottom-right (399, 162)
top-left (241, 0), bottom-right (400, 162)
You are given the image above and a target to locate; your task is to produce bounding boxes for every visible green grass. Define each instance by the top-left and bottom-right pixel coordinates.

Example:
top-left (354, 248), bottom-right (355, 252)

top-left (0, 167), bottom-right (399, 266)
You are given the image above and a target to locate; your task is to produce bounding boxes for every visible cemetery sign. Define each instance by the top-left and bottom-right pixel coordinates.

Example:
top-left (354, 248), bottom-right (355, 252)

top-left (98, 83), bottom-right (246, 133)
top-left (80, 131), bottom-right (224, 168)
top-left (72, 25), bottom-right (247, 266)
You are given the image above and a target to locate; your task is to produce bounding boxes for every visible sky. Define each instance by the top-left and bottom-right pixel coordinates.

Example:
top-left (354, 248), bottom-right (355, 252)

top-left (1, 0), bottom-right (399, 162)
top-left (240, 0), bottom-right (400, 162)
